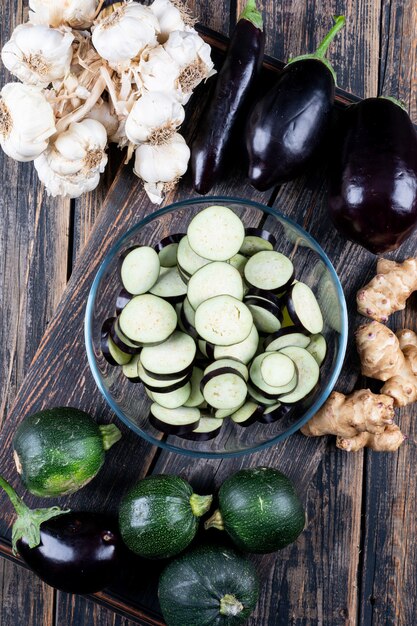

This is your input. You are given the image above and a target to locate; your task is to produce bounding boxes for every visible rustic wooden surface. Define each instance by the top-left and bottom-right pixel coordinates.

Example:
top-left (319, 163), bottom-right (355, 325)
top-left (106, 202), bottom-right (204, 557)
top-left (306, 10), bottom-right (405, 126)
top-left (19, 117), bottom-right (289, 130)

top-left (0, 2), bottom-right (416, 626)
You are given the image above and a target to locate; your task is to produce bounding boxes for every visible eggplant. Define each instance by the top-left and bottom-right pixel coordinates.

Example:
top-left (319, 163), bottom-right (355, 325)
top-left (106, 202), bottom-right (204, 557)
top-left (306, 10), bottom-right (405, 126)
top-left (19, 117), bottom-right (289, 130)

top-left (246, 16), bottom-right (345, 190)
top-left (191, 0), bottom-right (265, 194)
top-left (328, 97), bottom-right (417, 253)
top-left (0, 475), bottom-right (122, 593)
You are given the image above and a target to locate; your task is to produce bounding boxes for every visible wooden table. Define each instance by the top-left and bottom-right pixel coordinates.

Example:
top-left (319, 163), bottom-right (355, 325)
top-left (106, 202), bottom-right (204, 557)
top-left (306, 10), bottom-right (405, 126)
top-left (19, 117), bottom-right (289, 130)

top-left (1, 1), bottom-right (416, 625)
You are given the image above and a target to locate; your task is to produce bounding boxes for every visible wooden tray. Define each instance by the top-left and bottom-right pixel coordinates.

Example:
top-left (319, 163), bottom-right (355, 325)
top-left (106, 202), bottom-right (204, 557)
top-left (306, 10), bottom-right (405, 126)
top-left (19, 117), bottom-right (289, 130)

top-left (0, 25), bottom-right (374, 625)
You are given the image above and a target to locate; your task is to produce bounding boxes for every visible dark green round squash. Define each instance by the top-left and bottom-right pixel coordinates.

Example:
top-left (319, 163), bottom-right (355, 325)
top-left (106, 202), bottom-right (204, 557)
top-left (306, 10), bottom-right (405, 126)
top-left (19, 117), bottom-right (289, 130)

top-left (205, 466), bottom-right (305, 553)
top-left (158, 545), bottom-right (259, 625)
top-left (13, 407), bottom-right (121, 497)
top-left (119, 475), bottom-right (212, 559)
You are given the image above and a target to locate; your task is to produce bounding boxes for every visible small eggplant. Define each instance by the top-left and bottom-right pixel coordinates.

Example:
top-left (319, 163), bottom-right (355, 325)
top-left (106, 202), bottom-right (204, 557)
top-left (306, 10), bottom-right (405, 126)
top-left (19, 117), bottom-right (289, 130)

top-left (328, 97), bottom-right (417, 253)
top-left (246, 16), bottom-right (345, 190)
top-left (0, 475), bottom-right (122, 593)
top-left (191, 0), bottom-right (265, 194)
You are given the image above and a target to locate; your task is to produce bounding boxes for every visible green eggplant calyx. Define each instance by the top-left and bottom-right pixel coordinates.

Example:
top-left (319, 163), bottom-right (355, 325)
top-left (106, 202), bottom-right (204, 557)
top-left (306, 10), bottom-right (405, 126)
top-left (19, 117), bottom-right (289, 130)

top-left (189, 493), bottom-right (213, 518)
top-left (204, 509), bottom-right (225, 531)
top-left (99, 423), bottom-right (122, 451)
top-left (286, 15), bottom-right (346, 85)
top-left (379, 95), bottom-right (408, 112)
top-left (219, 594), bottom-right (244, 617)
top-left (0, 475), bottom-right (69, 555)
top-left (239, 0), bottom-right (263, 31)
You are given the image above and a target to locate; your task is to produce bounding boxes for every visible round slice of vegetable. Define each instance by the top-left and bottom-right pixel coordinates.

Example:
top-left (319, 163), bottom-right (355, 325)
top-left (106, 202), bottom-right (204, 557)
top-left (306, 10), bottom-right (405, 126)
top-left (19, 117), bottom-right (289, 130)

top-left (179, 306), bottom-right (198, 340)
top-left (122, 353), bottom-right (141, 383)
top-left (204, 358), bottom-right (249, 381)
top-left (155, 233), bottom-right (185, 267)
top-left (177, 264), bottom-right (191, 284)
top-left (244, 286), bottom-right (281, 309)
top-left (115, 288), bottom-right (132, 315)
top-left (228, 253), bottom-right (248, 276)
top-left (264, 327), bottom-right (310, 351)
top-left (306, 333), bottom-right (327, 365)
top-left (284, 282), bottom-right (324, 334)
top-left (149, 405), bottom-right (201, 435)
top-left (119, 246), bottom-right (160, 295)
top-left (109, 318), bottom-right (141, 355)
top-left (239, 227), bottom-right (277, 256)
top-left (201, 368), bottom-right (247, 410)
top-left (247, 383), bottom-right (277, 406)
top-left (13, 408), bottom-right (122, 497)
top-left (278, 346), bottom-right (320, 404)
top-left (101, 321), bottom-right (132, 366)
top-left (151, 383), bottom-right (192, 409)
top-left (231, 401), bottom-right (263, 427)
top-left (245, 297), bottom-right (282, 334)
top-left (205, 467), bottom-right (305, 553)
top-left (158, 545), bottom-right (260, 626)
top-left (260, 352), bottom-right (296, 387)
top-left (213, 324), bottom-right (259, 364)
top-left (250, 352), bottom-right (298, 396)
top-left (119, 294), bottom-right (177, 344)
top-left (140, 331), bottom-right (196, 379)
top-left (182, 297), bottom-right (196, 325)
top-left (177, 235), bottom-right (211, 276)
top-left (244, 250), bottom-right (294, 292)
top-left (180, 417), bottom-right (224, 441)
top-left (183, 367), bottom-right (205, 407)
top-left (259, 402), bottom-right (292, 424)
top-left (187, 261), bottom-right (244, 310)
top-left (149, 266), bottom-right (187, 303)
top-left (215, 403), bottom-right (245, 419)
top-left (119, 475), bottom-right (212, 559)
top-left (138, 362), bottom-right (191, 393)
top-left (198, 339), bottom-right (215, 360)
top-left (195, 295), bottom-right (253, 346)
top-left (187, 205), bottom-right (245, 261)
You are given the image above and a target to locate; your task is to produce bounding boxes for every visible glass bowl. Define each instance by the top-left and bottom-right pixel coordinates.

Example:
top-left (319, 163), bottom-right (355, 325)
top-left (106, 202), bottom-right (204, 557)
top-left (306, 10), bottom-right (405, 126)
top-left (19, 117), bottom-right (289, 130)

top-left (85, 196), bottom-right (347, 458)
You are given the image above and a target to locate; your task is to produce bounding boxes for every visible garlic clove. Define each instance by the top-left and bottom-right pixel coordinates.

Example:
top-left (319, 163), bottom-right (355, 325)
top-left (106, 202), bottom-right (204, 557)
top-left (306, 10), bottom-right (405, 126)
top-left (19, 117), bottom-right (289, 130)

top-left (125, 92), bottom-right (185, 145)
top-left (29, 0), bottom-right (99, 29)
top-left (150, 0), bottom-right (196, 43)
top-left (139, 45), bottom-right (181, 96)
top-left (0, 83), bottom-right (56, 162)
top-left (88, 100), bottom-right (119, 137)
top-left (1, 23), bottom-right (74, 87)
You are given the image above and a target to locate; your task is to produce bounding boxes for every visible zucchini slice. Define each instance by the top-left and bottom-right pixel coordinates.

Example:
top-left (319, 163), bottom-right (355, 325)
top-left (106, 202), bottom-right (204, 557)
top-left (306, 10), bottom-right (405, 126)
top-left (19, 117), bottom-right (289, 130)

top-left (264, 327), bottom-right (310, 352)
top-left (150, 382), bottom-right (192, 409)
top-left (187, 261), bottom-right (244, 310)
top-left (140, 331), bottom-right (196, 379)
top-left (244, 250), bottom-right (294, 293)
top-left (187, 205), bottom-right (245, 262)
top-left (213, 324), bottom-right (259, 364)
top-left (149, 405), bottom-right (200, 435)
top-left (180, 417), bottom-right (223, 441)
top-left (284, 282), bottom-right (324, 334)
top-left (155, 233), bottom-right (185, 267)
top-left (307, 333), bottom-right (327, 366)
top-left (119, 294), bottom-right (177, 345)
top-left (231, 401), bottom-right (264, 426)
top-left (120, 246), bottom-right (160, 295)
top-left (278, 346), bottom-right (320, 404)
top-left (149, 266), bottom-right (187, 303)
top-left (245, 298), bottom-right (282, 334)
top-left (177, 235), bottom-right (211, 276)
top-left (239, 227), bottom-right (277, 256)
top-left (201, 368), bottom-right (248, 410)
top-left (195, 295), bottom-right (253, 346)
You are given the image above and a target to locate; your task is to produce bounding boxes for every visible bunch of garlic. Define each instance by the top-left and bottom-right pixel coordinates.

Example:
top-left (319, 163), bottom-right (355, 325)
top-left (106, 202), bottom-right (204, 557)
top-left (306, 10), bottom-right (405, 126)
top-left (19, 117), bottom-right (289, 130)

top-left (0, 0), bottom-right (215, 203)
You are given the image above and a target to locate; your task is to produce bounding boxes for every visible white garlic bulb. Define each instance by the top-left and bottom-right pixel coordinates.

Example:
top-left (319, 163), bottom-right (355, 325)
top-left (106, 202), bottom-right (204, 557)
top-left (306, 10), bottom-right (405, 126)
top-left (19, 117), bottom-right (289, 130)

top-left (150, 0), bottom-right (190, 43)
top-left (1, 23), bottom-right (74, 87)
top-left (125, 92), bottom-right (185, 145)
top-left (88, 100), bottom-right (119, 137)
top-left (139, 45), bottom-right (181, 96)
top-left (134, 132), bottom-right (190, 204)
top-left (34, 118), bottom-right (108, 197)
top-left (29, 0), bottom-right (99, 29)
top-left (92, 2), bottom-right (160, 67)
top-left (0, 83), bottom-right (56, 162)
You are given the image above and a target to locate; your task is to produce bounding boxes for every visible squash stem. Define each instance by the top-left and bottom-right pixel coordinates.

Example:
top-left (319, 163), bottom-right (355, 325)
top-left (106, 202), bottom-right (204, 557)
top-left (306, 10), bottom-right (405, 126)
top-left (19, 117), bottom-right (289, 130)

top-left (239, 0), bottom-right (263, 31)
top-left (204, 509), bottom-right (225, 531)
top-left (219, 594), bottom-right (244, 617)
top-left (0, 475), bottom-right (68, 555)
top-left (189, 493), bottom-right (213, 518)
top-left (99, 424), bottom-right (122, 451)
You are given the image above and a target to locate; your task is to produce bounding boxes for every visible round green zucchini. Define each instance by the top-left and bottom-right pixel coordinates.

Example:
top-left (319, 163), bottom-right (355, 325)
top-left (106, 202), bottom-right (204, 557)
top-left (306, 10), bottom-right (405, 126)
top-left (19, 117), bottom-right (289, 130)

top-left (205, 467), bottom-right (305, 553)
top-left (158, 545), bottom-right (259, 626)
top-left (13, 407), bottom-right (121, 497)
top-left (119, 475), bottom-right (213, 559)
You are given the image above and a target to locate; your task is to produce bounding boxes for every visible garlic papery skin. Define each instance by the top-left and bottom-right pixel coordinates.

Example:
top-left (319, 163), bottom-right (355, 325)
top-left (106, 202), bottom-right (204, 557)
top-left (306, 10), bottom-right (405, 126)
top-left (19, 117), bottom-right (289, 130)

top-left (134, 132), bottom-right (190, 204)
top-left (34, 118), bottom-right (108, 197)
top-left (1, 23), bottom-right (74, 87)
top-left (88, 100), bottom-right (119, 137)
top-left (29, 0), bottom-right (99, 29)
top-left (92, 2), bottom-right (160, 66)
top-left (125, 92), bottom-right (185, 145)
top-left (150, 0), bottom-right (191, 43)
top-left (139, 46), bottom-right (181, 96)
top-left (0, 83), bottom-right (56, 162)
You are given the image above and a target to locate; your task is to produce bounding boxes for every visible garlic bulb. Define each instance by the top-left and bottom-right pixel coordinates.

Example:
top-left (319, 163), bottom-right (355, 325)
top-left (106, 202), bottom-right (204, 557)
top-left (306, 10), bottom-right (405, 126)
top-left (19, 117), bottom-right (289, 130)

top-left (0, 83), bottom-right (56, 162)
top-left (164, 30), bottom-right (215, 99)
top-left (125, 92), bottom-right (185, 145)
top-left (134, 132), bottom-right (190, 204)
top-left (29, 0), bottom-right (99, 29)
top-left (34, 118), bottom-right (108, 197)
top-left (1, 23), bottom-right (74, 87)
top-left (92, 2), bottom-right (160, 67)
top-left (150, 0), bottom-right (192, 43)
top-left (88, 100), bottom-right (119, 137)
top-left (139, 46), bottom-right (181, 96)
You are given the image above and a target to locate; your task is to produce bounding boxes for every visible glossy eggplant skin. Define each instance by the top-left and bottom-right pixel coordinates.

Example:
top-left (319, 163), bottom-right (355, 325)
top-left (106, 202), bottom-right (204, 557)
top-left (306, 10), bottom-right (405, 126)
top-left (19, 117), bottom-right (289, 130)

top-left (246, 59), bottom-right (334, 190)
top-left (328, 98), bottom-right (417, 254)
top-left (191, 18), bottom-right (265, 194)
top-left (17, 512), bottom-right (122, 593)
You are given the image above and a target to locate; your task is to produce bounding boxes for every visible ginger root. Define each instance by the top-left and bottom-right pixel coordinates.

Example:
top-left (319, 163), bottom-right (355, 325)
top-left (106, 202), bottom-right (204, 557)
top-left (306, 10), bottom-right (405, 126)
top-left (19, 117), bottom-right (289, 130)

top-left (301, 389), bottom-right (404, 452)
top-left (356, 321), bottom-right (417, 407)
top-left (357, 257), bottom-right (417, 322)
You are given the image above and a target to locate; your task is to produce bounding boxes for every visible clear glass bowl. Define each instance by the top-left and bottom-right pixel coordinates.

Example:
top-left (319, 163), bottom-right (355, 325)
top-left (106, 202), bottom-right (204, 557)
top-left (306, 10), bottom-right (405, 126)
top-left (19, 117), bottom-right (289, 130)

top-left (85, 197), bottom-right (347, 458)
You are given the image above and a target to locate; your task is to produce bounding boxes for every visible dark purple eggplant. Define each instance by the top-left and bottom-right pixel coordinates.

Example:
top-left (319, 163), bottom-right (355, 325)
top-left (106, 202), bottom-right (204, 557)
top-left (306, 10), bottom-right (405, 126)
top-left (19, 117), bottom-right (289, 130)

top-left (328, 97), bottom-right (417, 253)
top-left (246, 16), bottom-right (345, 190)
top-left (0, 476), bottom-right (122, 593)
top-left (191, 0), bottom-right (265, 194)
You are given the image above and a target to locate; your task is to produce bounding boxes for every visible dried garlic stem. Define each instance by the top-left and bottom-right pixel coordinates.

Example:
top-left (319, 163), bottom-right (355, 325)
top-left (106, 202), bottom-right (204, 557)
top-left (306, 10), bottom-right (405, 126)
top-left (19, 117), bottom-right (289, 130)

top-left (55, 75), bottom-right (107, 133)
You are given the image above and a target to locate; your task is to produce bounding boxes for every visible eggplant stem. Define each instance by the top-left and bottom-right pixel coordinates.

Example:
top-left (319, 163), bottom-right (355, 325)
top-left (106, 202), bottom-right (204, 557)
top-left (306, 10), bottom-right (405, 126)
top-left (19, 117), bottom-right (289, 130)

top-left (204, 508), bottom-right (225, 531)
top-left (99, 423), bottom-right (122, 451)
top-left (189, 493), bottom-right (213, 517)
top-left (219, 594), bottom-right (244, 617)
top-left (315, 16), bottom-right (346, 59)
top-left (0, 475), bottom-right (68, 555)
top-left (239, 0), bottom-right (263, 31)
